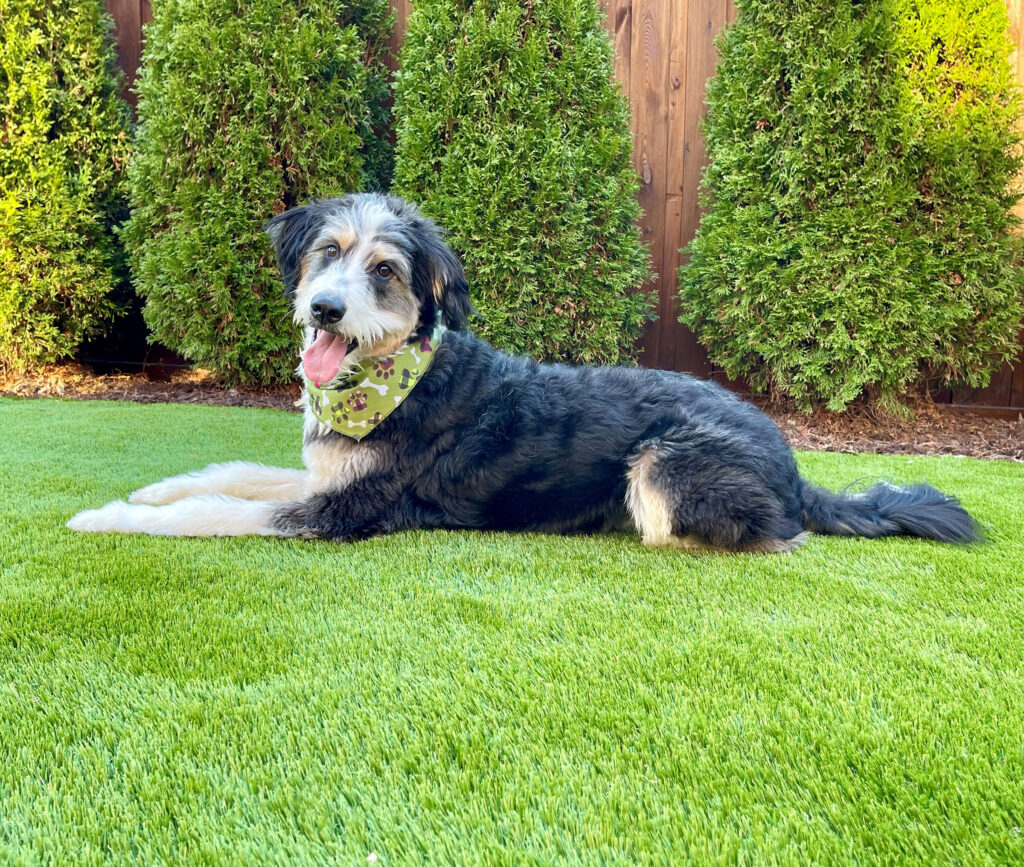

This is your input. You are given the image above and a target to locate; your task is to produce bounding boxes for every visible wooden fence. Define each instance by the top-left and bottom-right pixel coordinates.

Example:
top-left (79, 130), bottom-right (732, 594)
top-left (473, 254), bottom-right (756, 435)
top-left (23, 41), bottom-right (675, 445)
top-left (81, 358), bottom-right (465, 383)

top-left (106, 0), bottom-right (1024, 413)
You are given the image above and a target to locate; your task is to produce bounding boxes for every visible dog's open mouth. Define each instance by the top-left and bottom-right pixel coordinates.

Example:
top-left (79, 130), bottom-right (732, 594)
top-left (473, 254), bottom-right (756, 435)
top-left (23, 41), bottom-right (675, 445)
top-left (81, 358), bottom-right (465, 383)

top-left (303, 330), bottom-right (358, 386)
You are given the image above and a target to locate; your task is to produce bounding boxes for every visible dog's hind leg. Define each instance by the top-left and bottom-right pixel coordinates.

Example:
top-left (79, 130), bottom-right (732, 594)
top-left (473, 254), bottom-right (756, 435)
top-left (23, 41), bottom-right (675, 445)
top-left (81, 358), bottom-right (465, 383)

top-left (625, 438), bottom-right (808, 554)
top-left (129, 462), bottom-right (308, 505)
top-left (67, 494), bottom-right (302, 537)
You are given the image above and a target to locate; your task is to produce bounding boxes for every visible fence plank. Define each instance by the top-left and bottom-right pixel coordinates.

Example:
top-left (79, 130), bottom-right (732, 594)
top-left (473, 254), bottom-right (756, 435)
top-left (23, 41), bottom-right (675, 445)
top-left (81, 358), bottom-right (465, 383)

top-left (671, 0), bottom-right (727, 376)
top-left (600, 0), bottom-right (633, 103)
top-left (105, 0), bottom-right (144, 106)
top-left (387, 0), bottom-right (410, 73)
top-left (630, 0), bottom-right (672, 368)
top-left (663, 0), bottom-right (709, 375)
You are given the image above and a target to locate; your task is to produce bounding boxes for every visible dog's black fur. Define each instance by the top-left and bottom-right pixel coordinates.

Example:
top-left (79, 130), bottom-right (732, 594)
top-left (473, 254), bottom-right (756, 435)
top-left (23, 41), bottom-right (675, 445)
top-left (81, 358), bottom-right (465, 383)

top-left (264, 195), bottom-right (981, 551)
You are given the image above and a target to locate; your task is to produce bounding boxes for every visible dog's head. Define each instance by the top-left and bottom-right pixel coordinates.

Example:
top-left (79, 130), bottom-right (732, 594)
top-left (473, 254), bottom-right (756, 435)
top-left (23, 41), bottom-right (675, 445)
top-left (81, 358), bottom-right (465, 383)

top-left (264, 194), bottom-right (473, 385)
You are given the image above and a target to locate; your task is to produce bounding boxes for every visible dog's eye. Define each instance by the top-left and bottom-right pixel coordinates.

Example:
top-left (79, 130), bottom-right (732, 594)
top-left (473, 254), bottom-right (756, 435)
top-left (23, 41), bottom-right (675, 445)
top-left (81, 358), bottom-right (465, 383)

top-left (375, 263), bottom-right (393, 279)
top-left (324, 245), bottom-right (340, 260)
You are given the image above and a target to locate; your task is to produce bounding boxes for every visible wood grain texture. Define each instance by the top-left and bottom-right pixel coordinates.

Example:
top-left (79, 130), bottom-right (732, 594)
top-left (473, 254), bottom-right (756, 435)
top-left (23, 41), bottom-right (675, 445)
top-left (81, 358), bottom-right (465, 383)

top-left (105, 0), bottom-right (144, 106)
top-left (629, 0), bottom-right (671, 367)
top-left (665, 0), bottom-right (711, 376)
top-left (600, 0), bottom-right (633, 102)
top-left (386, 0), bottom-right (411, 73)
top-left (672, 0), bottom-right (728, 377)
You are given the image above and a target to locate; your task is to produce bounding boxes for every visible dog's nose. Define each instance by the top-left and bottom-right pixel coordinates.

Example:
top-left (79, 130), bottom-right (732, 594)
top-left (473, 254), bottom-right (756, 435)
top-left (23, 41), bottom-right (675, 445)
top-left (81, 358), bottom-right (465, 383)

top-left (310, 294), bottom-right (346, 326)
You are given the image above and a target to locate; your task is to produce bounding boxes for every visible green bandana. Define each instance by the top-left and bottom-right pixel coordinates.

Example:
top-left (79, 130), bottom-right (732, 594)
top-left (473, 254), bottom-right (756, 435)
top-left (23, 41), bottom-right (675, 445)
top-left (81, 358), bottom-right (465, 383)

top-left (305, 327), bottom-right (443, 440)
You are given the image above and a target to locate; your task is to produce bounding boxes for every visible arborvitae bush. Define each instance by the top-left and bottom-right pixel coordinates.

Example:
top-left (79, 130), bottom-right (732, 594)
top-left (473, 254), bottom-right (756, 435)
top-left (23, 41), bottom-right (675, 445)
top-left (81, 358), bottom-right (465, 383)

top-left (0, 0), bottom-right (131, 369)
top-left (392, 0), bottom-right (654, 365)
top-left (679, 0), bottom-right (1024, 411)
top-left (124, 0), bottom-right (391, 384)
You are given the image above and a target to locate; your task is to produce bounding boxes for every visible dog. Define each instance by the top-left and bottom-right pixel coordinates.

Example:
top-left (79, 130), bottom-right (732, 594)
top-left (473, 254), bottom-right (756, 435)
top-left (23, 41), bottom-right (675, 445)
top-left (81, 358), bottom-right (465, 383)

top-left (68, 193), bottom-right (981, 552)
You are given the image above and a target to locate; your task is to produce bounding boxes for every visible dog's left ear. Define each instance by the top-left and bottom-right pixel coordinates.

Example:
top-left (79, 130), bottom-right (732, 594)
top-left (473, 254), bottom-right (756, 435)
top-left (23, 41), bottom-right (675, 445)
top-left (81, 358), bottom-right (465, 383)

top-left (263, 202), bottom-right (325, 298)
top-left (413, 223), bottom-right (474, 331)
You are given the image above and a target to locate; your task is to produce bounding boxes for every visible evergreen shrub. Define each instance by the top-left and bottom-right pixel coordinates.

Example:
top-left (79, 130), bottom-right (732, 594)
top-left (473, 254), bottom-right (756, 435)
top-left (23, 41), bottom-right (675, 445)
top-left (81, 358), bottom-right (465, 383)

top-left (124, 0), bottom-right (391, 384)
top-left (678, 0), bottom-right (1024, 411)
top-left (0, 0), bottom-right (131, 369)
top-left (392, 0), bottom-right (654, 365)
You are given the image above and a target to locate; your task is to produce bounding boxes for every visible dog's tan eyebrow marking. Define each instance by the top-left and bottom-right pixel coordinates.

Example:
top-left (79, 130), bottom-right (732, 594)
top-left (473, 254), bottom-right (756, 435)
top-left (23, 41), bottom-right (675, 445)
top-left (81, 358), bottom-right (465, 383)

top-left (313, 216), bottom-right (358, 252)
top-left (366, 242), bottom-right (406, 268)
top-left (322, 230), bottom-right (355, 254)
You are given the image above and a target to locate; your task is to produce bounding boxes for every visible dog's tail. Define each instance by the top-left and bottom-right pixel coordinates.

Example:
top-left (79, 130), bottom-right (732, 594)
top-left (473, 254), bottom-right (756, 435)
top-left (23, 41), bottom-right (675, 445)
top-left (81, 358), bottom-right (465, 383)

top-left (800, 480), bottom-right (981, 544)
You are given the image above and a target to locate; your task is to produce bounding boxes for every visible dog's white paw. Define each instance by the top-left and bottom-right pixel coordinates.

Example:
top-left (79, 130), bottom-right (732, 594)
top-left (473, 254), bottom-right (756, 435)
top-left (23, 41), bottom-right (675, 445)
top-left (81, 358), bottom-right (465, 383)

top-left (129, 479), bottom-right (191, 505)
top-left (67, 500), bottom-right (140, 533)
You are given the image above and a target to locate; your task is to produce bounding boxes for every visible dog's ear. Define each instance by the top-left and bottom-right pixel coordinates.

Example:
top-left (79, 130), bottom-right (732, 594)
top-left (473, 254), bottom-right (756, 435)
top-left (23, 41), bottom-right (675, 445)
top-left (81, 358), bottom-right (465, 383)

top-left (263, 203), bottom-right (325, 298)
top-left (412, 222), bottom-right (474, 331)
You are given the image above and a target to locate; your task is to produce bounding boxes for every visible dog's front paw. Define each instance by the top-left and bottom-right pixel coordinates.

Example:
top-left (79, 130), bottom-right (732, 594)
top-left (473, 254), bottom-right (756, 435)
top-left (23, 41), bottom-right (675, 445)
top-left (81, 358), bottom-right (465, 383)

top-left (129, 479), bottom-right (188, 505)
top-left (67, 500), bottom-right (138, 533)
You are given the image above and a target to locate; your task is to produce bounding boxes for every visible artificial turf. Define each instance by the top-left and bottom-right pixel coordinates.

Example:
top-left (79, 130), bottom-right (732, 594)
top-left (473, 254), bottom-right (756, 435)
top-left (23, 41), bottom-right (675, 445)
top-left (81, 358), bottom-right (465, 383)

top-left (0, 396), bottom-right (1020, 866)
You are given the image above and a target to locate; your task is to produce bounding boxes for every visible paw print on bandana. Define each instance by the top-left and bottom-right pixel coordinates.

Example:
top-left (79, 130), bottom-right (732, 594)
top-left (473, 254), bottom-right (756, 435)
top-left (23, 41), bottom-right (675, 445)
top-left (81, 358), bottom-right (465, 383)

top-left (372, 358), bottom-right (395, 380)
top-left (367, 411), bottom-right (384, 427)
top-left (346, 389), bottom-right (368, 412)
top-left (420, 336), bottom-right (433, 353)
top-left (311, 392), bottom-right (325, 416)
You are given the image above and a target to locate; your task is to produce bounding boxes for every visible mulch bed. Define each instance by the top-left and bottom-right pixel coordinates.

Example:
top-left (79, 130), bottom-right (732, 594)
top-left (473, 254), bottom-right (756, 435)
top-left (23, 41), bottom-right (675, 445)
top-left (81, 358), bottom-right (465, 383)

top-left (1, 363), bottom-right (303, 411)
top-left (3, 363), bottom-right (1021, 461)
top-left (767, 402), bottom-right (1022, 462)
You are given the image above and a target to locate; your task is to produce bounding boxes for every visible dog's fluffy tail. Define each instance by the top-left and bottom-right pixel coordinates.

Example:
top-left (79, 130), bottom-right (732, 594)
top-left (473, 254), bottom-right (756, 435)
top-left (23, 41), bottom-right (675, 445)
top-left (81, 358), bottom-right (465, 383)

top-left (800, 480), bottom-right (981, 544)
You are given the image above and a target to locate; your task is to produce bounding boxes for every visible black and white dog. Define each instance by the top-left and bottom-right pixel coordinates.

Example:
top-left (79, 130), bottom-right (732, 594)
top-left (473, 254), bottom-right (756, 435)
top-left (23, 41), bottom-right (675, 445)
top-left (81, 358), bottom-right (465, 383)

top-left (69, 194), bottom-right (980, 552)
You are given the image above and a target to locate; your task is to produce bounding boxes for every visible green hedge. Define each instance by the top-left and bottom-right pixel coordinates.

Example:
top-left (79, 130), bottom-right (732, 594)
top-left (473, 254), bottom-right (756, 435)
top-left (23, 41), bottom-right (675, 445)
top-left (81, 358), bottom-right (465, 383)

top-left (678, 0), bottom-right (1024, 411)
top-left (392, 0), bottom-right (654, 365)
top-left (124, 0), bottom-right (391, 385)
top-left (0, 0), bottom-right (131, 370)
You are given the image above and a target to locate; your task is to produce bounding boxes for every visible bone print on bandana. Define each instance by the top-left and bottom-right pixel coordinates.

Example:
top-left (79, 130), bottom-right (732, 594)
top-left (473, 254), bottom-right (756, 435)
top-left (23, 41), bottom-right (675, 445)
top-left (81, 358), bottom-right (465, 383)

top-left (305, 326), bottom-right (444, 440)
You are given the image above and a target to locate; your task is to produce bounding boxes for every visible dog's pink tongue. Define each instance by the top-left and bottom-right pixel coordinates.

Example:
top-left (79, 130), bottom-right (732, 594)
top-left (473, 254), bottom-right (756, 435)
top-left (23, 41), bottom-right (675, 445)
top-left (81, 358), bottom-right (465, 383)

top-left (303, 332), bottom-right (349, 386)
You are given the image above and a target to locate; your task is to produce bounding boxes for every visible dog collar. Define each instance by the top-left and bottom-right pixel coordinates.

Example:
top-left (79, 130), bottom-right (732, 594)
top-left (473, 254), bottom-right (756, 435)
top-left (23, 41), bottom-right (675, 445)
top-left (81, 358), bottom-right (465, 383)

top-left (304, 326), bottom-right (444, 440)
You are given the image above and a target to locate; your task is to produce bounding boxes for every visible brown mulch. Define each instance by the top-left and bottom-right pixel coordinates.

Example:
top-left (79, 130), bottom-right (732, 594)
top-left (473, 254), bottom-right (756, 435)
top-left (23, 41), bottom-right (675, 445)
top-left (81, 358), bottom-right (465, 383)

top-left (2, 363), bottom-right (1021, 461)
top-left (765, 400), bottom-right (1022, 463)
top-left (0, 363), bottom-right (303, 410)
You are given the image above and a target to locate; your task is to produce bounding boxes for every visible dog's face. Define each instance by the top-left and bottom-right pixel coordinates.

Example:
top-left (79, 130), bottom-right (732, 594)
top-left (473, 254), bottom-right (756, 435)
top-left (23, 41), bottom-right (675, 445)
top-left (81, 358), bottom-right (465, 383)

top-left (265, 194), bottom-right (472, 385)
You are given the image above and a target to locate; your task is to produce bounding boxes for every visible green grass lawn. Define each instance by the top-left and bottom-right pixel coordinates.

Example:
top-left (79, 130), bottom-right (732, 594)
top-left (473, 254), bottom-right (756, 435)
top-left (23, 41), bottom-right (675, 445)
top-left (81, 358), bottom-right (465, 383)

top-left (1, 397), bottom-right (1020, 866)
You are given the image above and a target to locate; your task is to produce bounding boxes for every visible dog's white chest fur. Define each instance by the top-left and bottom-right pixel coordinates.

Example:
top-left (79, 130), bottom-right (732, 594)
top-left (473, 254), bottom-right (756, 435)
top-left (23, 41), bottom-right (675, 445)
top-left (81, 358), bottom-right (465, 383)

top-left (302, 407), bottom-right (381, 494)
